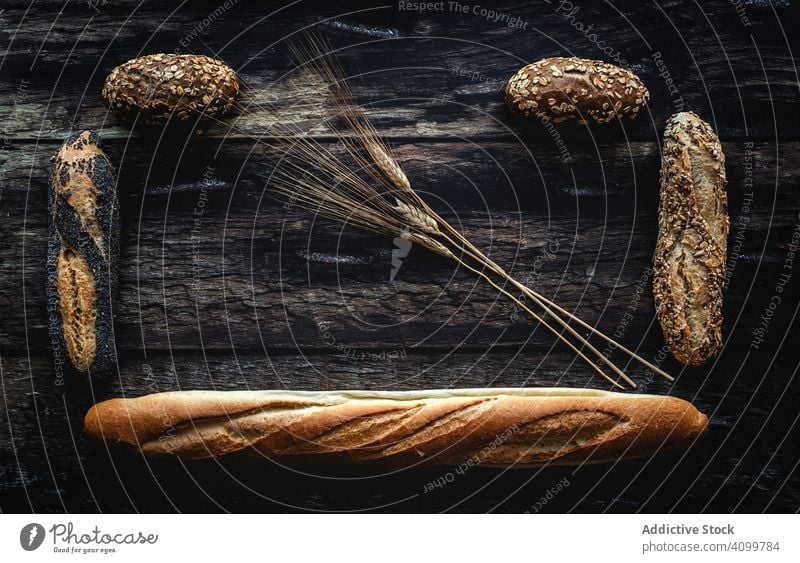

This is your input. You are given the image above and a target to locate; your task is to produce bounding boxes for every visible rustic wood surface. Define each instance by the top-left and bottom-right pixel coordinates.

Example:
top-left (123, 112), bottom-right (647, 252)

top-left (1, 0), bottom-right (798, 513)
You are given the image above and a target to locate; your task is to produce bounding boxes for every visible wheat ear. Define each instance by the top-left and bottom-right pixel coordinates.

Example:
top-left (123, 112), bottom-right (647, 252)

top-left (311, 57), bottom-right (674, 388)
top-left (236, 36), bottom-right (674, 388)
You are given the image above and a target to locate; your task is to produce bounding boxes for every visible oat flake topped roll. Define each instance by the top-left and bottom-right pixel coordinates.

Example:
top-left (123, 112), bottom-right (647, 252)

top-left (505, 56), bottom-right (649, 125)
top-left (102, 53), bottom-right (240, 124)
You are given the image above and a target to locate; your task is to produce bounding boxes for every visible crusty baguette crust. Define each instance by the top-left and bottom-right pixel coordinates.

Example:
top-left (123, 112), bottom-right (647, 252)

top-left (85, 388), bottom-right (708, 467)
top-left (654, 112), bottom-right (729, 366)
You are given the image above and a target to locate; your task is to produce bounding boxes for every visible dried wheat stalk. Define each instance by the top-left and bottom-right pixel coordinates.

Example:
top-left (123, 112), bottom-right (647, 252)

top-left (232, 38), bottom-right (674, 389)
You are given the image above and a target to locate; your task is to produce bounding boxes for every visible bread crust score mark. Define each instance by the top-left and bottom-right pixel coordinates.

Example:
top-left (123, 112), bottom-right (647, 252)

top-left (85, 389), bottom-right (709, 467)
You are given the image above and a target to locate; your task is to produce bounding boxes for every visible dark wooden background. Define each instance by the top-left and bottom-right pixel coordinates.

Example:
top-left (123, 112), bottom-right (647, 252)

top-left (1, 0), bottom-right (798, 513)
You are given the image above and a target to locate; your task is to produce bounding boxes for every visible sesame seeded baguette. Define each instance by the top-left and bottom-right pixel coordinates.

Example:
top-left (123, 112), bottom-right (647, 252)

top-left (654, 112), bottom-right (729, 366)
top-left (85, 388), bottom-right (708, 467)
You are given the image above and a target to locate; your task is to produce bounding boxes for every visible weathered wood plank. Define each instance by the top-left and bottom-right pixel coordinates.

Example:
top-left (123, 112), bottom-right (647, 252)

top-left (0, 352), bottom-right (797, 512)
top-left (1, 0), bottom-right (798, 515)
top-left (0, 1), bottom-right (798, 140)
top-left (1, 190), bottom-right (796, 354)
top-left (2, 209), bottom-right (797, 358)
top-left (1, 139), bottom-right (796, 353)
top-left (2, 138), bottom-right (794, 209)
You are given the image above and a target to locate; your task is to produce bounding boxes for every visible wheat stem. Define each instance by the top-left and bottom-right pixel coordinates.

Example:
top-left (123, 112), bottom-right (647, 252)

top-left (504, 278), bottom-right (675, 381)
top-left (411, 201), bottom-right (672, 383)
top-left (220, 36), bottom-right (674, 388)
top-left (437, 231), bottom-right (636, 388)
top-left (451, 256), bottom-right (627, 389)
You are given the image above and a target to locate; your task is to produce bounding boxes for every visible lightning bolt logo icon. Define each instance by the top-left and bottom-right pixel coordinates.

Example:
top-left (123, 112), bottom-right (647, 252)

top-left (28, 524), bottom-right (39, 547)
top-left (20, 523), bottom-right (45, 551)
top-left (390, 228), bottom-right (412, 283)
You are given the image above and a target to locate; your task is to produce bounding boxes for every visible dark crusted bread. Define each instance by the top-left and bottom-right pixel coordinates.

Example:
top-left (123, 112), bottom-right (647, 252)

top-left (504, 57), bottom-right (649, 125)
top-left (47, 131), bottom-right (119, 380)
top-left (102, 54), bottom-right (240, 124)
top-left (85, 388), bottom-right (708, 467)
top-left (654, 112), bottom-right (729, 366)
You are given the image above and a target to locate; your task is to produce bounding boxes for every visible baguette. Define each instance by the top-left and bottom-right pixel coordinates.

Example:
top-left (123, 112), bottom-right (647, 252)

top-left (47, 131), bottom-right (119, 379)
top-left (85, 388), bottom-right (708, 467)
top-left (654, 112), bottom-right (729, 366)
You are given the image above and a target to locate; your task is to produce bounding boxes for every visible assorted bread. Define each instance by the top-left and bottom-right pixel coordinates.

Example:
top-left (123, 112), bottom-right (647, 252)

top-left (33, 52), bottom-right (729, 470)
top-left (84, 388), bottom-right (708, 466)
top-left (654, 112), bottom-right (729, 366)
top-left (503, 57), bottom-right (729, 367)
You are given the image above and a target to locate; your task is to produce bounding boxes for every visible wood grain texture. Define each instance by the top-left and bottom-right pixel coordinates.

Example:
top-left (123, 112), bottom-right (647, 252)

top-left (0, 0), bottom-right (798, 513)
top-left (0, 1), bottom-right (798, 141)
top-left (0, 352), bottom-right (797, 513)
top-left (0, 140), bottom-right (795, 353)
